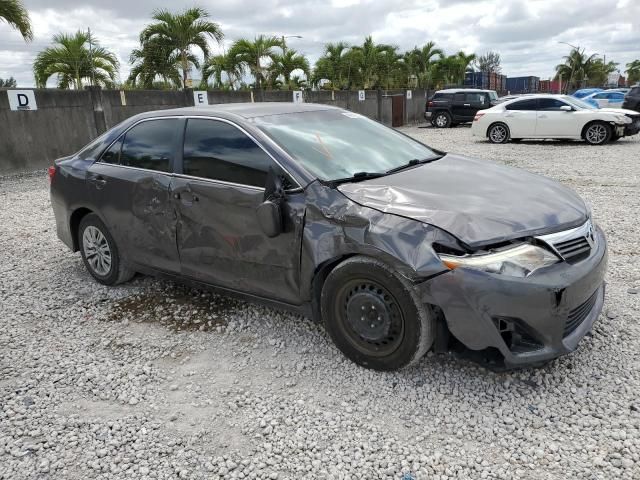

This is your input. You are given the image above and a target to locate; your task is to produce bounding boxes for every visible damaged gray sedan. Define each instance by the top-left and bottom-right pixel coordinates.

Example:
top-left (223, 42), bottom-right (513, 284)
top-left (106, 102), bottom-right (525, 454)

top-left (50, 103), bottom-right (607, 371)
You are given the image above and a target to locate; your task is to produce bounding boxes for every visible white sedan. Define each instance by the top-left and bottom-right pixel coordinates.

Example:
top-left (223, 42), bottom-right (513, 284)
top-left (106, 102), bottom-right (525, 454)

top-left (471, 94), bottom-right (640, 145)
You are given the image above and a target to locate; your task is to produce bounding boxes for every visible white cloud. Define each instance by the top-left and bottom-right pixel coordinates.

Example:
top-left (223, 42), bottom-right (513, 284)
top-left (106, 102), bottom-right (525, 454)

top-left (0, 0), bottom-right (638, 86)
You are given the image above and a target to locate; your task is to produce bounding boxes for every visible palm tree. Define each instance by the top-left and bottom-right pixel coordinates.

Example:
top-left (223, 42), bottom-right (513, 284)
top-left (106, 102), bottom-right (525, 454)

top-left (0, 0), bottom-right (32, 41)
top-left (350, 36), bottom-right (386, 89)
top-left (270, 49), bottom-right (310, 89)
top-left (140, 7), bottom-right (223, 88)
top-left (376, 45), bottom-right (405, 89)
top-left (202, 53), bottom-right (243, 89)
top-left (313, 42), bottom-right (349, 89)
top-left (555, 48), bottom-right (598, 92)
top-left (33, 31), bottom-right (119, 89)
top-left (409, 41), bottom-right (443, 88)
top-left (625, 60), bottom-right (640, 85)
top-left (128, 38), bottom-right (185, 89)
top-left (228, 35), bottom-right (282, 89)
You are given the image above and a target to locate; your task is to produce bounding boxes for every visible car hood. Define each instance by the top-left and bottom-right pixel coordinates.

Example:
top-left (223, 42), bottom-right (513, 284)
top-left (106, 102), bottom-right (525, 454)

top-left (596, 107), bottom-right (640, 116)
top-left (338, 154), bottom-right (588, 248)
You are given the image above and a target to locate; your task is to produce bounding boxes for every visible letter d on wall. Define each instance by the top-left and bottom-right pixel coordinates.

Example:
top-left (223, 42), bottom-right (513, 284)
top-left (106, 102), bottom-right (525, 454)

top-left (8, 90), bottom-right (37, 111)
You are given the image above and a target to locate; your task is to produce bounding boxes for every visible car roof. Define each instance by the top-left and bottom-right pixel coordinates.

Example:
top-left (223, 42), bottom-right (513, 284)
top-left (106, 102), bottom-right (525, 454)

top-left (134, 102), bottom-right (339, 120)
top-left (436, 88), bottom-right (495, 93)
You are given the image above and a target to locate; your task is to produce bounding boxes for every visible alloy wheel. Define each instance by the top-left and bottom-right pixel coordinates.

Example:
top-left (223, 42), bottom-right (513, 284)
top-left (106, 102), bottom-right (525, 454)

top-left (489, 124), bottom-right (508, 143)
top-left (435, 114), bottom-right (449, 128)
top-left (82, 225), bottom-right (112, 276)
top-left (586, 124), bottom-right (608, 144)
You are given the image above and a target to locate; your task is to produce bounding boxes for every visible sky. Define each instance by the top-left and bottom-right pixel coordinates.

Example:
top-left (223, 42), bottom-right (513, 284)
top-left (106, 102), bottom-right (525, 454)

top-left (1, 0), bottom-right (639, 87)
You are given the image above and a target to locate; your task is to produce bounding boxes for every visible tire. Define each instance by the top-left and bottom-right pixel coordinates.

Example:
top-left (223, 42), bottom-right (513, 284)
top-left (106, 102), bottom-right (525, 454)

top-left (78, 213), bottom-right (134, 286)
top-left (487, 123), bottom-right (510, 143)
top-left (433, 111), bottom-right (451, 128)
top-left (320, 256), bottom-right (434, 371)
top-left (583, 122), bottom-right (612, 145)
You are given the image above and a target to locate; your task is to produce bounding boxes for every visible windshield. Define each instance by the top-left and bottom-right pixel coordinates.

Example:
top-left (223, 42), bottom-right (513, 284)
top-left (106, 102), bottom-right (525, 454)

top-left (254, 110), bottom-right (440, 181)
top-left (563, 96), bottom-right (598, 110)
top-left (488, 91), bottom-right (498, 101)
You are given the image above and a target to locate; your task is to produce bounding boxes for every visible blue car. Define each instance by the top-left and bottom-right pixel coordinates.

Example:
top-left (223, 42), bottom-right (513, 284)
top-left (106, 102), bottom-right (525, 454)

top-left (572, 88), bottom-right (604, 99)
top-left (583, 90), bottom-right (626, 109)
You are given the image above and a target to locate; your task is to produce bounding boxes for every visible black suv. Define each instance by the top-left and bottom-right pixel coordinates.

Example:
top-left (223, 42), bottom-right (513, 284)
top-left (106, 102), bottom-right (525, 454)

top-left (426, 89), bottom-right (499, 128)
top-left (622, 85), bottom-right (640, 112)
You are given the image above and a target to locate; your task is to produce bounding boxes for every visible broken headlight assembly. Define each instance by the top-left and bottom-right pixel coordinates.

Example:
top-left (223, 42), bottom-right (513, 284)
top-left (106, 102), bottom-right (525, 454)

top-left (438, 244), bottom-right (560, 278)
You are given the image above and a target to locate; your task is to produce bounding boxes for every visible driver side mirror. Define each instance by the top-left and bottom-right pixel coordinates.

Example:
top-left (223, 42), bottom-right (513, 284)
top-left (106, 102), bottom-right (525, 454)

top-left (256, 168), bottom-right (285, 238)
top-left (560, 105), bottom-right (573, 112)
top-left (256, 200), bottom-right (282, 238)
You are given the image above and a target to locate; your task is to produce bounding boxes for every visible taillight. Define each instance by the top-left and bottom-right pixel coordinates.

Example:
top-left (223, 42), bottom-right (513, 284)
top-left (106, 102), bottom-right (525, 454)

top-left (48, 166), bottom-right (56, 183)
top-left (428, 101), bottom-right (434, 107)
top-left (473, 113), bottom-right (485, 122)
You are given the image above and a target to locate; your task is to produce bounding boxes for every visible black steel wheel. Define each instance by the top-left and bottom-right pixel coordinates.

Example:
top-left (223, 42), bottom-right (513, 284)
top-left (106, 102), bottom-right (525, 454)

top-left (321, 256), bottom-right (434, 370)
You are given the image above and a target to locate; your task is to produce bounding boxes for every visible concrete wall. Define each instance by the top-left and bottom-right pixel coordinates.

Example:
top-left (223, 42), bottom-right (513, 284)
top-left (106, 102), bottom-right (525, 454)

top-left (1, 87), bottom-right (422, 174)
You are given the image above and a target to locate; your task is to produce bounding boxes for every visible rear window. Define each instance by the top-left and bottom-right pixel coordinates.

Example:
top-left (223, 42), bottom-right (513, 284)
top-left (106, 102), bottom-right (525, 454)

top-left (630, 87), bottom-right (640, 96)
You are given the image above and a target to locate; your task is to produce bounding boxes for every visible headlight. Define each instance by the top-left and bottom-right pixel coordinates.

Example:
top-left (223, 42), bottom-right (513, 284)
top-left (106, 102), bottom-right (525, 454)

top-left (439, 244), bottom-right (559, 278)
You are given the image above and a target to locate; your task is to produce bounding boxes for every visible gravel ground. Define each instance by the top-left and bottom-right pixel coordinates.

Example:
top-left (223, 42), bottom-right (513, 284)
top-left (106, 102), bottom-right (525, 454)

top-left (1, 126), bottom-right (639, 480)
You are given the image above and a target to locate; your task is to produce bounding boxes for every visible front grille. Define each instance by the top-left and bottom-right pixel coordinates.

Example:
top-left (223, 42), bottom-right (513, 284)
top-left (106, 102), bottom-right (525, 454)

top-left (553, 236), bottom-right (591, 263)
top-left (564, 290), bottom-right (598, 337)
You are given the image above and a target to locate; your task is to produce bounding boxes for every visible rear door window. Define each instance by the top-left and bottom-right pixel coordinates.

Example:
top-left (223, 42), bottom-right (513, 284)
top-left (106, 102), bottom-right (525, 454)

top-left (506, 99), bottom-right (538, 110)
top-left (466, 93), bottom-right (486, 105)
top-left (120, 119), bottom-right (178, 172)
top-left (182, 118), bottom-right (292, 188)
top-left (537, 98), bottom-right (570, 111)
top-left (453, 93), bottom-right (465, 103)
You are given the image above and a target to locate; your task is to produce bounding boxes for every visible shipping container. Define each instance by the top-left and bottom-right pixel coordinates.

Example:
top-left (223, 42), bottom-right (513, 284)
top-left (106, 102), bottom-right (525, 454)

top-left (505, 76), bottom-right (540, 94)
top-left (464, 71), bottom-right (489, 89)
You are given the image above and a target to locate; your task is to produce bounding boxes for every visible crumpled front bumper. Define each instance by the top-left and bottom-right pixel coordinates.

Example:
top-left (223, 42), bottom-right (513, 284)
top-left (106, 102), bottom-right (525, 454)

top-left (418, 226), bottom-right (608, 368)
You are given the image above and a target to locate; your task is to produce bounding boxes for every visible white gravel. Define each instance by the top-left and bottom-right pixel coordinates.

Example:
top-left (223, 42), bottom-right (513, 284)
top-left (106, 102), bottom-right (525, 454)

top-left (1, 126), bottom-right (639, 479)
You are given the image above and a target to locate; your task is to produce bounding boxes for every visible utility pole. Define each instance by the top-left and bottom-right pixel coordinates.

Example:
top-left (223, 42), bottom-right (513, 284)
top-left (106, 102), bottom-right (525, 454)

top-left (88, 27), bottom-right (95, 87)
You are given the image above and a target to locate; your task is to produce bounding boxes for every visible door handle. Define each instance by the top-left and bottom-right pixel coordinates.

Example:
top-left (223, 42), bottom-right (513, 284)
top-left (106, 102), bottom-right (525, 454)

top-left (464, 103), bottom-right (471, 106)
top-left (538, 114), bottom-right (547, 118)
top-left (88, 174), bottom-right (106, 189)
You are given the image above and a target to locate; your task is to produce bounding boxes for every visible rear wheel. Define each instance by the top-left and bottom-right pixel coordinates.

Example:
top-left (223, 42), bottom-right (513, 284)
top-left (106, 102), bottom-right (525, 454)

top-left (487, 123), bottom-right (510, 144)
top-left (78, 214), bottom-right (134, 285)
top-left (584, 122), bottom-right (612, 145)
top-left (433, 111), bottom-right (451, 128)
top-left (321, 256), bottom-right (434, 371)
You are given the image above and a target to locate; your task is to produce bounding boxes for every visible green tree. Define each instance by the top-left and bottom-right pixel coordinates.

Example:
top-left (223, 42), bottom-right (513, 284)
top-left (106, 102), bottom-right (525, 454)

top-left (475, 51), bottom-right (501, 73)
top-left (202, 53), bottom-right (243, 89)
top-left (140, 7), bottom-right (223, 88)
top-left (0, 76), bottom-right (17, 87)
top-left (432, 51), bottom-right (476, 87)
top-left (625, 60), bottom-right (640, 85)
top-left (555, 47), bottom-right (598, 91)
top-left (312, 42), bottom-right (350, 89)
top-left (588, 59), bottom-right (619, 87)
top-left (128, 38), bottom-right (186, 89)
top-left (405, 41), bottom-right (444, 88)
top-left (228, 35), bottom-right (282, 89)
top-left (349, 36), bottom-right (387, 89)
top-left (0, 0), bottom-right (32, 41)
top-left (270, 49), bottom-right (310, 89)
top-left (33, 31), bottom-right (118, 89)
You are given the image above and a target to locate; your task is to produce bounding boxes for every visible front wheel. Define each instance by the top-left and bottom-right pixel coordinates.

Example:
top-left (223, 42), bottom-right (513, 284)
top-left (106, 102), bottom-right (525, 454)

top-left (78, 214), bottom-right (134, 285)
top-left (487, 123), bottom-right (510, 143)
top-left (584, 122), bottom-right (612, 145)
top-left (321, 256), bottom-right (434, 371)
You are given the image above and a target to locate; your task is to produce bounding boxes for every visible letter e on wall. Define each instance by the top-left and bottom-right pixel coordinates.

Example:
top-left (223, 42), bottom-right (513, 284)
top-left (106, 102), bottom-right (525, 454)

top-left (193, 91), bottom-right (208, 106)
